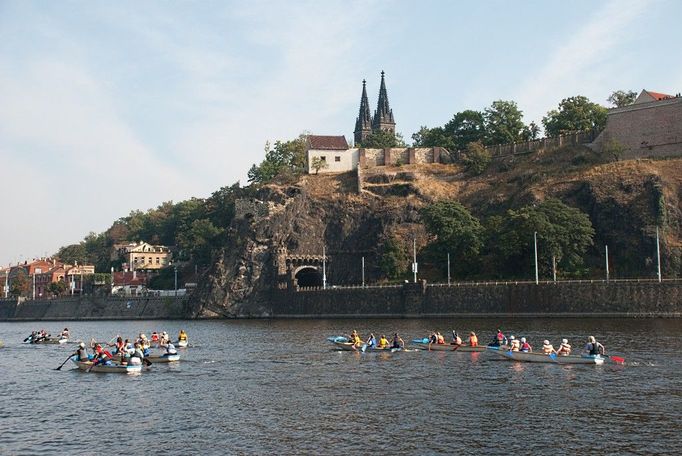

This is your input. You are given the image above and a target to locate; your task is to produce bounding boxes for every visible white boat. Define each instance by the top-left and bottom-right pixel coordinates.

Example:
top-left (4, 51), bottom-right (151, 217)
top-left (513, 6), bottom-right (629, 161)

top-left (333, 341), bottom-right (360, 351)
top-left (71, 357), bottom-right (142, 374)
top-left (488, 347), bottom-right (606, 365)
top-left (413, 342), bottom-right (486, 352)
top-left (32, 337), bottom-right (69, 345)
top-left (176, 339), bottom-right (188, 348)
top-left (552, 354), bottom-right (605, 365)
top-left (145, 353), bottom-right (180, 363)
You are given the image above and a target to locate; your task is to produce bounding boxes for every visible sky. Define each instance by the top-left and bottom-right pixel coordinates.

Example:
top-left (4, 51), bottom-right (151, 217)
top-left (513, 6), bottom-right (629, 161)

top-left (1, 0), bottom-right (681, 267)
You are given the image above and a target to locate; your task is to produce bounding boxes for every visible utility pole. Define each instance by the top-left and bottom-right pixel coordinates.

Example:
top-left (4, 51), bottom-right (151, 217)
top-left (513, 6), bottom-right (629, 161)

top-left (322, 245), bottom-right (327, 290)
top-left (4, 269), bottom-right (8, 298)
top-left (361, 256), bottom-right (365, 287)
top-left (656, 227), bottom-right (662, 283)
top-left (534, 232), bottom-right (539, 285)
top-left (32, 272), bottom-right (36, 300)
top-left (447, 252), bottom-right (451, 286)
top-left (412, 238), bottom-right (418, 283)
top-left (605, 245), bottom-right (609, 282)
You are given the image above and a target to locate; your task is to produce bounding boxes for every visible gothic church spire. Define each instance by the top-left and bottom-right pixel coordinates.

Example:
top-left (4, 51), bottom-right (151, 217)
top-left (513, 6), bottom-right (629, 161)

top-left (354, 79), bottom-right (372, 145)
top-left (372, 71), bottom-right (395, 134)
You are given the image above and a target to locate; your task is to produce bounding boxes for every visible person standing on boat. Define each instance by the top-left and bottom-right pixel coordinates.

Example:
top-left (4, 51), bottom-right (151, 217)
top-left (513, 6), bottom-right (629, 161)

top-left (584, 336), bottom-right (605, 356)
top-left (391, 333), bottom-right (405, 349)
top-left (520, 337), bottom-right (532, 352)
top-left (509, 335), bottom-right (520, 351)
top-left (541, 340), bottom-right (556, 355)
top-left (467, 332), bottom-right (478, 347)
top-left (556, 339), bottom-right (571, 356)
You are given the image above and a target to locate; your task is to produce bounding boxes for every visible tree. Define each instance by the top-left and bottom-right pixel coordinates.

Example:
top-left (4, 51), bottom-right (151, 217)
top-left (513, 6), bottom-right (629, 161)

top-left (542, 96), bottom-right (608, 136)
top-left (10, 270), bottom-right (29, 297)
top-left (607, 90), bottom-right (637, 108)
top-left (358, 129), bottom-right (405, 148)
top-left (419, 201), bottom-right (484, 268)
top-left (48, 281), bottom-right (67, 297)
top-left (444, 110), bottom-right (488, 150)
top-left (460, 141), bottom-right (491, 175)
top-left (176, 219), bottom-right (224, 266)
top-left (379, 237), bottom-right (408, 280)
top-left (494, 199), bottom-right (595, 277)
top-left (310, 156), bottom-right (328, 174)
top-left (247, 136), bottom-right (308, 184)
top-left (523, 121), bottom-right (541, 140)
top-left (484, 100), bottom-right (527, 145)
top-left (411, 126), bottom-right (453, 149)
top-left (56, 244), bottom-right (87, 264)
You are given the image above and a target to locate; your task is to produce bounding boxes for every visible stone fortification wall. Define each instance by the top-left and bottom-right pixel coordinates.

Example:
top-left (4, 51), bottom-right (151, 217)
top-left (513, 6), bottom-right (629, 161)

top-left (592, 97), bottom-right (682, 159)
top-left (270, 281), bottom-right (682, 317)
top-left (0, 296), bottom-right (188, 321)
top-left (459, 130), bottom-right (599, 160)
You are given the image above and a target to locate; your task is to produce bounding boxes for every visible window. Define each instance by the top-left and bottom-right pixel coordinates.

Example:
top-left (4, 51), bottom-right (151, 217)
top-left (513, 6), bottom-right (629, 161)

top-left (156, 258), bottom-right (160, 264)
top-left (335, 156), bottom-right (341, 162)
top-left (320, 156), bottom-right (326, 161)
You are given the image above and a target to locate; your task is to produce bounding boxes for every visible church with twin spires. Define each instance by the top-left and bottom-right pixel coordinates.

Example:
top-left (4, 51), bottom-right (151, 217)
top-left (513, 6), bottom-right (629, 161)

top-left (354, 71), bottom-right (396, 145)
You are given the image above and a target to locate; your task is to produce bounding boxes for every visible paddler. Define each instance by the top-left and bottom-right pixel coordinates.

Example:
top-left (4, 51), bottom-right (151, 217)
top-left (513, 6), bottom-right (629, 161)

top-left (74, 342), bottom-right (90, 362)
top-left (508, 335), bottom-right (520, 351)
top-left (378, 335), bottom-right (390, 349)
top-left (391, 333), bottom-right (404, 349)
top-left (436, 332), bottom-right (446, 345)
top-left (467, 331), bottom-right (478, 347)
top-left (60, 328), bottom-right (70, 339)
top-left (520, 337), bottom-right (532, 352)
top-left (178, 329), bottom-right (188, 342)
top-left (151, 331), bottom-right (160, 343)
top-left (92, 344), bottom-right (113, 365)
top-left (556, 339), bottom-right (572, 356)
top-left (583, 336), bottom-right (605, 356)
top-left (451, 331), bottom-right (462, 346)
top-left (350, 331), bottom-right (363, 348)
top-left (365, 333), bottom-right (376, 349)
top-left (541, 340), bottom-right (556, 355)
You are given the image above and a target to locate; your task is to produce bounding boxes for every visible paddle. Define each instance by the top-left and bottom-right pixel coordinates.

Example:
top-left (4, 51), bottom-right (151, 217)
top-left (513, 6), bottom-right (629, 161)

top-left (605, 354), bottom-right (625, 364)
top-left (55, 354), bottom-right (75, 370)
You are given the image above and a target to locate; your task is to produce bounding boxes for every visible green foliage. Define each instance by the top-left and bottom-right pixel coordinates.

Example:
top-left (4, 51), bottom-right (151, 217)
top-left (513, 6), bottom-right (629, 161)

top-left (310, 156), bottom-right (328, 174)
top-left (484, 100), bottom-right (526, 145)
top-left (445, 110), bottom-right (488, 149)
top-left (412, 126), bottom-right (453, 149)
top-left (607, 90), bottom-right (637, 108)
top-left (542, 96), bottom-right (608, 136)
top-left (247, 136), bottom-right (308, 184)
top-left (358, 129), bottom-right (405, 148)
top-left (523, 121), bottom-right (541, 140)
top-left (420, 201), bottom-right (483, 276)
top-left (460, 141), bottom-right (492, 175)
top-left (56, 244), bottom-right (87, 264)
top-left (602, 138), bottom-right (626, 162)
top-left (48, 281), bottom-right (67, 297)
top-left (10, 270), bottom-right (29, 297)
top-left (379, 237), bottom-right (408, 279)
top-left (493, 199), bottom-right (595, 277)
top-left (149, 267), bottom-right (178, 290)
top-left (176, 219), bottom-right (224, 266)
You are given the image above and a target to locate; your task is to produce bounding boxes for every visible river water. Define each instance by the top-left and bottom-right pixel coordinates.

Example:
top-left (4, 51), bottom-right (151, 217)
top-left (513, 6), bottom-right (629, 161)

top-left (1, 317), bottom-right (681, 455)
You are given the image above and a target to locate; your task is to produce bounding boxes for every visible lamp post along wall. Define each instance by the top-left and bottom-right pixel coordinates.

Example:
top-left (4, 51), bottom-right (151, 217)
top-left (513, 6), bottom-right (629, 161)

top-left (534, 231), bottom-right (539, 285)
top-left (656, 227), bottom-right (662, 282)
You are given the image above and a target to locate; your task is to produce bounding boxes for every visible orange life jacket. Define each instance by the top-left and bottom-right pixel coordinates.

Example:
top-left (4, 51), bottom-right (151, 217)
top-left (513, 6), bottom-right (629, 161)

top-left (470, 335), bottom-right (478, 347)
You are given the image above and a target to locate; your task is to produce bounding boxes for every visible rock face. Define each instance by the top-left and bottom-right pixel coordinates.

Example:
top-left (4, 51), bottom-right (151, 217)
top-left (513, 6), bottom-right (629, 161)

top-left (190, 150), bottom-right (682, 317)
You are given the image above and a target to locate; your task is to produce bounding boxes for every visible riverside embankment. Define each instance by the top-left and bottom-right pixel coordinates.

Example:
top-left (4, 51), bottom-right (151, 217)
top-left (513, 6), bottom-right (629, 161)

top-left (1, 280), bottom-right (680, 320)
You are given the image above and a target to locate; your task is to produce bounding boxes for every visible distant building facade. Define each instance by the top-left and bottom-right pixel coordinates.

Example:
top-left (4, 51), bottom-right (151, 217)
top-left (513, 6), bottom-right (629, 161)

top-left (115, 241), bottom-right (172, 271)
top-left (592, 89), bottom-right (682, 159)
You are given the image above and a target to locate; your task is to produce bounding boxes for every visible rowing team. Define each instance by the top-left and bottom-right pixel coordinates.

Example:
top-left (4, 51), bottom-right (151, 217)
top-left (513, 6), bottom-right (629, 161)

top-left (24, 328), bottom-right (70, 343)
top-left (426, 331), bottom-right (479, 347)
top-left (489, 329), bottom-right (606, 356)
top-left (78, 334), bottom-right (179, 366)
top-left (348, 331), bottom-right (405, 349)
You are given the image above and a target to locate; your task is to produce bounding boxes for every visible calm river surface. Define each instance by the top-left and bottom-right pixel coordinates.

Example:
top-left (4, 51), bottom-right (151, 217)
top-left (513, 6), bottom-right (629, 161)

top-left (1, 318), bottom-right (681, 455)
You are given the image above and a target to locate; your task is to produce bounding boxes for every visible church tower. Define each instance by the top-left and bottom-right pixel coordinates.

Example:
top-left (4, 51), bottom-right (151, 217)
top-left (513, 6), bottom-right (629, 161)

top-left (371, 71), bottom-right (395, 134)
top-left (354, 79), bottom-right (372, 145)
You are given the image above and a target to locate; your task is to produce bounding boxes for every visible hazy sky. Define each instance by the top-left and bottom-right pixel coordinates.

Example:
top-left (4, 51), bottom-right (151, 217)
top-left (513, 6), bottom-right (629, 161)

top-left (1, 0), bottom-right (681, 267)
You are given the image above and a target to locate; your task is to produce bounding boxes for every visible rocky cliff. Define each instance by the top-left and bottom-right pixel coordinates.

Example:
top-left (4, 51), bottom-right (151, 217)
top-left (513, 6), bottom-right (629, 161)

top-left (190, 147), bottom-right (682, 317)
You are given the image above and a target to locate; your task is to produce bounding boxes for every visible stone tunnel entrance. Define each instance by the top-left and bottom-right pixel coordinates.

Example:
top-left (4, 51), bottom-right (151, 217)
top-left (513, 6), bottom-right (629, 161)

top-left (294, 267), bottom-right (323, 288)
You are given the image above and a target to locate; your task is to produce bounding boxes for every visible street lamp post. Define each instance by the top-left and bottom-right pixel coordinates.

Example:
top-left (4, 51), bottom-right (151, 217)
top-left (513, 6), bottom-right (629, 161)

top-left (412, 238), bottom-right (418, 283)
top-left (605, 245), bottom-right (609, 282)
top-left (322, 246), bottom-right (327, 290)
top-left (534, 231), bottom-right (539, 285)
top-left (447, 252), bottom-right (451, 286)
top-left (174, 266), bottom-right (178, 297)
top-left (656, 227), bottom-right (662, 283)
top-left (361, 256), bottom-right (365, 287)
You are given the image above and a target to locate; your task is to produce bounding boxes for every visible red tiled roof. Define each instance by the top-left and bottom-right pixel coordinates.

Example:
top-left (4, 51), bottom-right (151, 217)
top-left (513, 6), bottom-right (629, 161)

top-left (645, 90), bottom-right (673, 101)
top-left (306, 135), bottom-right (348, 150)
